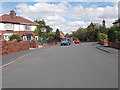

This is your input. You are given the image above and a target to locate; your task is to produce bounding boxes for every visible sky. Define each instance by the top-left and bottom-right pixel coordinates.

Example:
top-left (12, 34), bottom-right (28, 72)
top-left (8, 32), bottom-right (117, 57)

top-left (0, 0), bottom-right (119, 34)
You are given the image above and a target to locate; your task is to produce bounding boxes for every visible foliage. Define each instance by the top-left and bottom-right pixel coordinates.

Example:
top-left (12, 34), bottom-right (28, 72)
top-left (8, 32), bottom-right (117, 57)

top-left (55, 29), bottom-right (60, 41)
top-left (107, 26), bottom-right (120, 42)
top-left (73, 37), bottom-right (79, 40)
top-left (9, 34), bottom-right (21, 42)
top-left (34, 19), bottom-right (53, 40)
top-left (98, 33), bottom-right (108, 42)
top-left (100, 20), bottom-right (107, 34)
top-left (65, 33), bottom-right (72, 38)
top-left (70, 23), bottom-right (101, 42)
top-left (34, 25), bottom-right (41, 37)
top-left (86, 23), bottom-right (100, 41)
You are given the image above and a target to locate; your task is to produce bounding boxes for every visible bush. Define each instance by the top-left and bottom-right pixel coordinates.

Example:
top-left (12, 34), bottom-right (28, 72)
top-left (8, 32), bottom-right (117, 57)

top-left (107, 26), bottom-right (120, 42)
top-left (98, 33), bottom-right (108, 42)
top-left (73, 37), bottom-right (79, 40)
top-left (9, 34), bottom-right (21, 42)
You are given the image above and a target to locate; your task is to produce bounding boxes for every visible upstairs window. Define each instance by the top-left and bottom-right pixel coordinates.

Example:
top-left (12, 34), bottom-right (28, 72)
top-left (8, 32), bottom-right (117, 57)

top-left (25, 25), bottom-right (31, 31)
top-left (5, 23), bottom-right (14, 30)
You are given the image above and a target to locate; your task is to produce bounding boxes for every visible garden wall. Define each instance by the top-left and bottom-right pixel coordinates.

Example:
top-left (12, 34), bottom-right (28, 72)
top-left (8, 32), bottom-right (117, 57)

top-left (108, 42), bottom-right (120, 49)
top-left (100, 41), bottom-right (120, 49)
top-left (1, 41), bottom-right (30, 55)
top-left (0, 40), bottom-right (60, 55)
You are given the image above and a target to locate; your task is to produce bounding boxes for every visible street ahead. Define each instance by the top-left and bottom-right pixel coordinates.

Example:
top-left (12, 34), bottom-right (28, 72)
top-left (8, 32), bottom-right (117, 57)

top-left (2, 42), bottom-right (118, 88)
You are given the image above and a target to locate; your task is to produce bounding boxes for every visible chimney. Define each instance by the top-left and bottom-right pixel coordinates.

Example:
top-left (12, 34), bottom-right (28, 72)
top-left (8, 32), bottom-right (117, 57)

top-left (10, 10), bottom-right (16, 18)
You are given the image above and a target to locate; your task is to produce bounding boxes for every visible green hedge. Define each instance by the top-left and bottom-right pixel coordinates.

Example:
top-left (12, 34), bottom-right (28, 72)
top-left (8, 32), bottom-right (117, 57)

top-left (107, 26), bottom-right (120, 42)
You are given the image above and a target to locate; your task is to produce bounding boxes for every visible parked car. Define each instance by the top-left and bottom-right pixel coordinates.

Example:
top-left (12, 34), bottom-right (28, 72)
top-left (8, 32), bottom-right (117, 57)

top-left (74, 40), bottom-right (82, 44)
top-left (60, 38), bottom-right (71, 46)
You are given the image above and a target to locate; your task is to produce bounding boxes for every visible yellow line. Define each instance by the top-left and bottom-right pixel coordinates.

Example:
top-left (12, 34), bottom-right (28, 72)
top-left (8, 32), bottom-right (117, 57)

top-left (0, 53), bottom-right (30, 69)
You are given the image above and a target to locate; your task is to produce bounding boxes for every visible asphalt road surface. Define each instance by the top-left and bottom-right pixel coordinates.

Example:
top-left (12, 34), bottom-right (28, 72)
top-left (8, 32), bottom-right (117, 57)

top-left (2, 42), bottom-right (118, 88)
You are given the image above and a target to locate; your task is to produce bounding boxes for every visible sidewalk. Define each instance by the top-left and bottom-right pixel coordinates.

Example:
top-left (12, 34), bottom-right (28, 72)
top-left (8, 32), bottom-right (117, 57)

top-left (93, 43), bottom-right (119, 56)
top-left (2, 49), bottom-right (35, 65)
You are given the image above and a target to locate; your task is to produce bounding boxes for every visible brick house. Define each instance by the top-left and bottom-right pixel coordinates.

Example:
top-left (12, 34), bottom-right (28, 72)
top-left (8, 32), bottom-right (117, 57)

top-left (0, 10), bottom-right (39, 41)
top-left (50, 31), bottom-right (65, 38)
top-left (60, 31), bottom-right (65, 38)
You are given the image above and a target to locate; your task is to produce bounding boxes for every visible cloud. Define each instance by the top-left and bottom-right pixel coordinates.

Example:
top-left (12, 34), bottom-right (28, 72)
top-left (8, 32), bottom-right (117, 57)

top-left (68, 3), bottom-right (118, 27)
top-left (16, 2), bottom-right (68, 18)
top-left (15, 2), bottom-right (118, 33)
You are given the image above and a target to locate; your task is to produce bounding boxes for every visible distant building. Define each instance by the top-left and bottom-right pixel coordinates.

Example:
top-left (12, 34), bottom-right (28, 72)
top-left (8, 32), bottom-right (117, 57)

top-left (50, 31), bottom-right (65, 38)
top-left (60, 31), bottom-right (65, 38)
top-left (0, 10), bottom-right (38, 41)
top-left (113, 19), bottom-right (120, 26)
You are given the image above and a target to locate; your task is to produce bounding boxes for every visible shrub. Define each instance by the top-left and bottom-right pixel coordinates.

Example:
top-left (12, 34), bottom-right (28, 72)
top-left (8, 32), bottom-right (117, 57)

top-left (107, 26), bottom-right (120, 42)
top-left (73, 37), bottom-right (79, 40)
top-left (9, 34), bottom-right (21, 42)
top-left (98, 33), bottom-right (108, 42)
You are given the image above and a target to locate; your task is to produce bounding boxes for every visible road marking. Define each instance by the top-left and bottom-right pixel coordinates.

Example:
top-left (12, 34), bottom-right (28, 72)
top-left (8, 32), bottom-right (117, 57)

top-left (0, 45), bottom-right (57, 69)
top-left (0, 53), bottom-right (30, 69)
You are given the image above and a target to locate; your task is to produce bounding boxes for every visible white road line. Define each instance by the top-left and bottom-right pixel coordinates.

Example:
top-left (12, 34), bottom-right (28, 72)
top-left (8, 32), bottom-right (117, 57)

top-left (0, 53), bottom-right (30, 69)
top-left (0, 46), bottom-right (56, 69)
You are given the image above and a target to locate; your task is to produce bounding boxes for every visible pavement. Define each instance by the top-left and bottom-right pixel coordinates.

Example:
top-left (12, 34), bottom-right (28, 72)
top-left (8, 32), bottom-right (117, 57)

top-left (92, 42), bottom-right (119, 57)
top-left (2, 42), bottom-right (118, 88)
top-left (2, 50), bottom-right (32, 65)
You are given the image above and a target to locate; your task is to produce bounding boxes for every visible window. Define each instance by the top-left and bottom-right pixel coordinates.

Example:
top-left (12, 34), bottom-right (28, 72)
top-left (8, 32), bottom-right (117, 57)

top-left (25, 25), bottom-right (31, 31)
top-left (35, 36), bottom-right (38, 40)
top-left (5, 23), bottom-right (13, 30)
top-left (4, 35), bottom-right (9, 41)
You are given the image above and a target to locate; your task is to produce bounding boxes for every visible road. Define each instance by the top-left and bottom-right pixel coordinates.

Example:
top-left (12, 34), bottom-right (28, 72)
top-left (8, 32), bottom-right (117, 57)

top-left (2, 42), bottom-right (118, 88)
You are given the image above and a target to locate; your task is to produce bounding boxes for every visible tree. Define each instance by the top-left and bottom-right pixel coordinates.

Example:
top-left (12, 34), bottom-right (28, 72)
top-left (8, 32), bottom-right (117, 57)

top-left (86, 23), bottom-right (100, 41)
top-left (34, 19), bottom-right (53, 40)
top-left (34, 25), bottom-right (41, 37)
top-left (55, 29), bottom-right (60, 41)
top-left (65, 33), bottom-right (72, 38)
top-left (107, 26), bottom-right (120, 42)
top-left (100, 20), bottom-right (107, 34)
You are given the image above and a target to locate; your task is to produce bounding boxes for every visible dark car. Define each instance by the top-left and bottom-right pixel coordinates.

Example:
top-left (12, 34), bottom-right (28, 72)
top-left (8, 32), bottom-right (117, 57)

top-left (60, 38), bottom-right (71, 46)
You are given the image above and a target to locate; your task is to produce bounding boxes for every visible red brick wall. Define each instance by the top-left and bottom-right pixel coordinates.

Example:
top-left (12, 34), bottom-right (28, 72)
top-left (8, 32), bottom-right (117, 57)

top-left (108, 42), bottom-right (120, 49)
top-left (1, 41), bottom-right (30, 55)
top-left (0, 40), bottom-right (60, 55)
top-left (100, 41), bottom-right (120, 49)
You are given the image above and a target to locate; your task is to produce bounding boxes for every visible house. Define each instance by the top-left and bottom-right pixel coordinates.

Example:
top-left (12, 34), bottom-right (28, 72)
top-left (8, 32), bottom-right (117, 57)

top-left (50, 31), bottom-right (65, 38)
top-left (0, 10), bottom-right (39, 41)
top-left (113, 18), bottom-right (120, 26)
top-left (60, 31), bottom-right (65, 38)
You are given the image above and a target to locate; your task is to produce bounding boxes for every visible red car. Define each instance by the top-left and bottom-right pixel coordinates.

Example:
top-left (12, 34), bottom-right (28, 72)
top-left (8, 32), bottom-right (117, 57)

top-left (74, 40), bottom-right (82, 44)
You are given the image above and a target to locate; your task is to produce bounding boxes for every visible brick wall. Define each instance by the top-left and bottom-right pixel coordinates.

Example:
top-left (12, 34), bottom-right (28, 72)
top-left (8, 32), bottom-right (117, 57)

top-left (0, 40), bottom-right (60, 55)
top-left (100, 41), bottom-right (120, 49)
top-left (108, 42), bottom-right (120, 49)
top-left (1, 40), bottom-right (30, 55)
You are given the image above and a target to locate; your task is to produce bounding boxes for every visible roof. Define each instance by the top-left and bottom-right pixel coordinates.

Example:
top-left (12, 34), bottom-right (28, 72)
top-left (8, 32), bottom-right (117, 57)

top-left (60, 31), bottom-right (64, 35)
top-left (0, 14), bottom-right (38, 25)
top-left (113, 19), bottom-right (120, 24)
